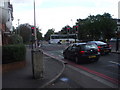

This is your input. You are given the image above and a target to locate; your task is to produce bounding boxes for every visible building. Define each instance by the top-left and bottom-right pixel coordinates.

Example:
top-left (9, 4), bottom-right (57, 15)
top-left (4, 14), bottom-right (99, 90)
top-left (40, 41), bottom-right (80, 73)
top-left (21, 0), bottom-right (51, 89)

top-left (0, 0), bottom-right (13, 45)
top-left (114, 19), bottom-right (120, 37)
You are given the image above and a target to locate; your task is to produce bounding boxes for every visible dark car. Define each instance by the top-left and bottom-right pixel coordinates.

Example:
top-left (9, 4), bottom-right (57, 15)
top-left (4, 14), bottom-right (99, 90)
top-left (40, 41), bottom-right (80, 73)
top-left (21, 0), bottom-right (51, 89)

top-left (63, 43), bottom-right (100, 63)
top-left (87, 41), bottom-right (111, 55)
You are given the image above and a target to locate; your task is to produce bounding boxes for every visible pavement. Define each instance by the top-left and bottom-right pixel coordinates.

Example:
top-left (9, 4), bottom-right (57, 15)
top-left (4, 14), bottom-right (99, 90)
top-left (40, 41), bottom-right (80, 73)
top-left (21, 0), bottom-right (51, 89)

top-left (2, 47), bottom-right (66, 88)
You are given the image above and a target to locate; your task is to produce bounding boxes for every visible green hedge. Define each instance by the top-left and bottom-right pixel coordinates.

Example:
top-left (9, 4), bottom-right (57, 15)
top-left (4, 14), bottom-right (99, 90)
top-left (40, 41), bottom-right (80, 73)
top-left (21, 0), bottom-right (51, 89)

top-left (2, 44), bottom-right (26, 64)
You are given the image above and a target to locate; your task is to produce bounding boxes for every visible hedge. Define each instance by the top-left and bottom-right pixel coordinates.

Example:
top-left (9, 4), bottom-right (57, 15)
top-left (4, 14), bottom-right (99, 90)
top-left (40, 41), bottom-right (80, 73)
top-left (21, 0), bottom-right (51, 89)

top-left (2, 44), bottom-right (26, 64)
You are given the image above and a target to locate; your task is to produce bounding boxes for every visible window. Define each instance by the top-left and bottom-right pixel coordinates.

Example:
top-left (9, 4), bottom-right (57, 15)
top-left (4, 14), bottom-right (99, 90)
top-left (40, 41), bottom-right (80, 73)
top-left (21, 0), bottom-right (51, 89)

top-left (67, 46), bottom-right (73, 51)
top-left (0, 1), bottom-right (4, 7)
top-left (71, 46), bottom-right (77, 51)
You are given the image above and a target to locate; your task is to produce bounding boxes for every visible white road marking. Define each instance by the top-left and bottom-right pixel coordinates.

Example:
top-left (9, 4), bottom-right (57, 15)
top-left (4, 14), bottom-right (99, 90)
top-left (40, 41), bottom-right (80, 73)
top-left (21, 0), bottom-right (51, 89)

top-left (59, 55), bottom-right (63, 58)
top-left (109, 61), bottom-right (120, 66)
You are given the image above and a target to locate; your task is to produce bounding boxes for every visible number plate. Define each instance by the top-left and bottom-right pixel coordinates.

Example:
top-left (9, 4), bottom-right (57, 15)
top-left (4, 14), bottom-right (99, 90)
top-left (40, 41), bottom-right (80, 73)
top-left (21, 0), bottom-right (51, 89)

top-left (89, 56), bottom-right (96, 58)
top-left (104, 50), bottom-right (109, 52)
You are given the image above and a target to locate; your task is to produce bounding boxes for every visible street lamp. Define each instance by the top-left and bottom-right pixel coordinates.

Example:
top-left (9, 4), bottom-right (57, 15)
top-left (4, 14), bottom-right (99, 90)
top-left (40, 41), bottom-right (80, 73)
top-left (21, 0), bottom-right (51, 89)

top-left (33, 0), bottom-right (37, 48)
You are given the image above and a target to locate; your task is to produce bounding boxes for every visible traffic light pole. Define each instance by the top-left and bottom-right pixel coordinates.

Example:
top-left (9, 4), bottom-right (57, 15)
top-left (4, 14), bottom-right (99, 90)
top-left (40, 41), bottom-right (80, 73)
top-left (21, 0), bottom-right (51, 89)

top-left (67, 28), bottom-right (70, 44)
top-left (75, 26), bottom-right (78, 43)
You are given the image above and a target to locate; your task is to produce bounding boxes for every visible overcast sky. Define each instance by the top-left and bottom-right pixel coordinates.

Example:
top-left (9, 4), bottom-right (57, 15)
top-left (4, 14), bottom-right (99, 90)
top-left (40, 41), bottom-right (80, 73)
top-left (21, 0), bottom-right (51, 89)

top-left (10, 0), bottom-right (119, 35)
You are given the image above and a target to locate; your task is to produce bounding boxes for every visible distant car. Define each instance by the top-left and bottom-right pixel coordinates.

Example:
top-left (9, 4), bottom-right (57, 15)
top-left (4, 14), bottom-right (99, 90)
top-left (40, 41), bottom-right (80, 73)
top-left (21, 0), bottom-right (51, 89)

top-left (87, 41), bottom-right (111, 55)
top-left (110, 38), bottom-right (120, 42)
top-left (63, 43), bottom-right (100, 63)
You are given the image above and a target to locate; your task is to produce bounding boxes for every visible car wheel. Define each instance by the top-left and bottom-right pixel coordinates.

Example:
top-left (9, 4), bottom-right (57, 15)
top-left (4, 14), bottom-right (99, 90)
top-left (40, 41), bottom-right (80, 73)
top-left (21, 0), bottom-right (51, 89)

top-left (63, 54), bottom-right (67, 59)
top-left (75, 57), bottom-right (79, 64)
top-left (94, 58), bottom-right (99, 62)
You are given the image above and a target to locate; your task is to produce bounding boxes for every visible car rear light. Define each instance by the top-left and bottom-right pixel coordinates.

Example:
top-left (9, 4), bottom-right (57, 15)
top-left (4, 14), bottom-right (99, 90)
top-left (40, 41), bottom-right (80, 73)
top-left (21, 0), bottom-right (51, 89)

top-left (98, 46), bottom-right (101, 48)
top-left (80, 51), bottom-right (85, 54)
top-left (98, 49), bottom-right (100, 52)
top-left (109, 45), bottom-right (112, 47)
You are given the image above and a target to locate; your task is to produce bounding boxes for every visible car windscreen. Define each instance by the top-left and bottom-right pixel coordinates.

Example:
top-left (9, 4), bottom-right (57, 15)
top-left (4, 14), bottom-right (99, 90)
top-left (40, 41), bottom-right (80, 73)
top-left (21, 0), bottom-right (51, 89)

top-left (80, 44), bottom-right (98, 50)
top-left (88, 41), bottom-right (106, 45)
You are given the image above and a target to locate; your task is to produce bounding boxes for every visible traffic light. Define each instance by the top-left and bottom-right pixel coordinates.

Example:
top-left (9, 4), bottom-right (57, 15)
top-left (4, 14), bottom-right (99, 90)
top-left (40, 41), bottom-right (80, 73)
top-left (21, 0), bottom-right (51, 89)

top-left (31, 26), bottom-right (35, 34)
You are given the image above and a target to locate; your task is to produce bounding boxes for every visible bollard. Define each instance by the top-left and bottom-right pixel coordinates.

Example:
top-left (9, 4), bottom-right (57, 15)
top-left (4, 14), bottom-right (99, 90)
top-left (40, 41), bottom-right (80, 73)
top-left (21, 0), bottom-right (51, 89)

top-left (32, 49), bottom-right (44, 79)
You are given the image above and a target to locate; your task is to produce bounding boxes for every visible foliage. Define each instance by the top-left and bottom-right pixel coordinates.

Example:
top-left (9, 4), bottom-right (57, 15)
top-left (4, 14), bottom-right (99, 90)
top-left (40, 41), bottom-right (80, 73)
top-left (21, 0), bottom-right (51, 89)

top-left (17, 23), bottom-right (43, 44)
top-left (37, 30), bottom-right (43, 41)
top-left (18, 23), bottom-right (31, 44)
top-left (8, 34), bottom-right (23, 44)
top-left (76, 13), bottom-right (117, 41)
top-left (2, 44), bottom-right (26, 64)
top-left (58, 13), bottom-right (117, 41)
top-left (44, 28), bottom-right (55, 41)
top-left (60, 25), bottom-right (72, 34)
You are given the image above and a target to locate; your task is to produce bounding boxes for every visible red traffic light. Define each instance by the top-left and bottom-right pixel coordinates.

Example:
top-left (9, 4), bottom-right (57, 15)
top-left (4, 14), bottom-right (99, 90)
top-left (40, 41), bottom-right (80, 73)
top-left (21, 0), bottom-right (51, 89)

top-left (67, 28), bottom-right (70, 30)
top-left (31, 27), bottom-right (35, 29)
top-left (75, 26), bottom-right (78, 28)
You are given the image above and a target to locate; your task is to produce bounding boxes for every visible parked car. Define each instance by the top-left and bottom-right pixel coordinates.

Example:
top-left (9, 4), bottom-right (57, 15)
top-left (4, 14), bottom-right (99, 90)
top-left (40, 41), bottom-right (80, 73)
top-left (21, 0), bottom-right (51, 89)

top-left (63, 43), bottom-right (100, 63)
top-left (110, 38), bottom-right (120, 42)
top-left (87, 41), bottom-right (111, 55)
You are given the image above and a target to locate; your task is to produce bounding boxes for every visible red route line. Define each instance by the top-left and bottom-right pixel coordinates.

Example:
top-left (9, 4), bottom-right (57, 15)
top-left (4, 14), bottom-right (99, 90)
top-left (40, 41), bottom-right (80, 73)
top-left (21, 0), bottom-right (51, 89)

top-left (68, 61), bottom-right (120, 85)
top-left (43, 51), bottom-right (120, 85)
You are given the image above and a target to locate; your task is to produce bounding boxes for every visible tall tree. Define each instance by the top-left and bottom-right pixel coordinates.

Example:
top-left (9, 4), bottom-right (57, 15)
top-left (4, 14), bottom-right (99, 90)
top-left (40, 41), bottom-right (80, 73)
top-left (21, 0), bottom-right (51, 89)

top-left (100, 13), bottom-right (117, 40)
top-left (59, 25), bottom-right (72, 34)
top-left (18, 23), bottom-right (31, 44)
top-left (37, 29), bottom-right (43, 41)
top-left (44, 28), bottom-right (55, 41)
top-left (76, 13), bottom-right (117, 41)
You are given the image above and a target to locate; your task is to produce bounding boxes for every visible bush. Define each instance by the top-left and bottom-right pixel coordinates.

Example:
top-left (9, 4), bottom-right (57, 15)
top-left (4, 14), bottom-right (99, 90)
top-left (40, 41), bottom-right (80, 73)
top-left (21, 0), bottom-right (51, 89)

top-left (2, 44), bottom-right (26, 64)
top-left (8, 34), bottom-right (23, 44)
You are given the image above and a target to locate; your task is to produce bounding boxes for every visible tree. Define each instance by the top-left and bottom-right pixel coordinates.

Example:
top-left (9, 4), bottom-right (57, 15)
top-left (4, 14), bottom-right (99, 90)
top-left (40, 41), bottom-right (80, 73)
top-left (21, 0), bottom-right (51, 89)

top-left (37, 30), bottom-right (43, 41)
top-left (44, 28), bottom-right (55, 41)
top-left (18, 23), bottom-right (31, 44)
top-left (60, 25), bottom-right (72, 34)
top-left (99, 13), bottom-right (117, 41)
top-left (76, 13), bottom-right (117, 41)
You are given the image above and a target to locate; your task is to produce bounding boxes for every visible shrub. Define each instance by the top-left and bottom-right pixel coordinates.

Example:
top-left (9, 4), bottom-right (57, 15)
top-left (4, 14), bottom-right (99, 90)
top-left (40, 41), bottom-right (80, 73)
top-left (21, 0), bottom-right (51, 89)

top-left (2, 44), bottom-right (26, 64)
top-left (8, 34), bottom-right (23, 44)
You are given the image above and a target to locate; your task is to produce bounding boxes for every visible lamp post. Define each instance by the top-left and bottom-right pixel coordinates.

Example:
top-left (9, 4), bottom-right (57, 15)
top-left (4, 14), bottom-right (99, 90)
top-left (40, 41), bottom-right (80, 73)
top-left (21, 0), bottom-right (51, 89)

top-left (34, 0), bottom-right (37, 48)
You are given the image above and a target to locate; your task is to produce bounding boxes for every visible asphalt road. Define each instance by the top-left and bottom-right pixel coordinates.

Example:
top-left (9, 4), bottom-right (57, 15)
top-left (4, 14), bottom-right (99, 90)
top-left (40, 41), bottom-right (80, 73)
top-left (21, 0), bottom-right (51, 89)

top-left (41, 42), bottom-right (120, 88)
